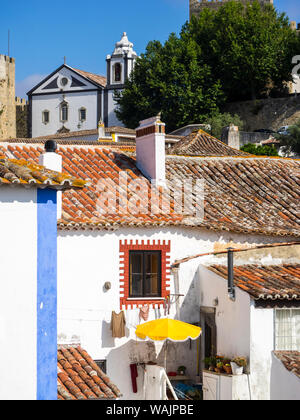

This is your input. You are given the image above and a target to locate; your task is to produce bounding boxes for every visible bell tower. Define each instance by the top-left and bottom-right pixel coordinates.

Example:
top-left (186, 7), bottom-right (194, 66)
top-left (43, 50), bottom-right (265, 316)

top-left (104, 32), bottom-right (138, 127)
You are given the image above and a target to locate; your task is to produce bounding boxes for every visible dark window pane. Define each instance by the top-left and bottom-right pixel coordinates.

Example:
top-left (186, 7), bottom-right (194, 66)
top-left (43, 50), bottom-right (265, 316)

top-left (129, 251), bottom-right (161, 298)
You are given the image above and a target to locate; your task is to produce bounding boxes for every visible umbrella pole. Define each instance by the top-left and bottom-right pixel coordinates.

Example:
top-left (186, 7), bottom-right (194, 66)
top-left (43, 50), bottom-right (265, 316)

top-left (164, 341), bottom-right (167, 371)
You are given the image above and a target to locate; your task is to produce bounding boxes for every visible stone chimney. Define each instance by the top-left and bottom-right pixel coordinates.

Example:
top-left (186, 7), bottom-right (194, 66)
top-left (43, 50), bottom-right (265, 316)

top-left (136, 114), bottom-right (166, 186)
top-left (39, 140), bottom-right (63, 219)
top-left (227, 124), bottom-right (240, 150)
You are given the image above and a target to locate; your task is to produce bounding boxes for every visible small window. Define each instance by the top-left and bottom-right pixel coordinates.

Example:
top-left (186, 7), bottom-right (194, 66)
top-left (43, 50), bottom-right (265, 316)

top-left (79, 107), bottom-right (86, 122)
top-left (114, 63), bottom-right (122, 83)
top-left (42, 110), bottom-right (50, 124)
top-left (61, 77), bottom-right (68, 87)
top-left (275, 309), bottom-right (300, 350)
top-left (129, 251), bottom-right (161, 298)
top-left (60, 102), bottom-right (68, 122)
top-left (94, 359), bottom-right (107, 374)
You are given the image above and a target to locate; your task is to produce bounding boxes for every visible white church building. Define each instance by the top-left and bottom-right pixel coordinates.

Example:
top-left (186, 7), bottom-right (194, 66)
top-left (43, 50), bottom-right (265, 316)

top-left (27, 33), bottom-right (138, 138)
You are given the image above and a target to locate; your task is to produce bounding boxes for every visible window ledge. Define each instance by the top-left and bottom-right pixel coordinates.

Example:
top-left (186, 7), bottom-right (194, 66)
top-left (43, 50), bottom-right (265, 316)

top-left (127, 297), bottom-right (164, 301)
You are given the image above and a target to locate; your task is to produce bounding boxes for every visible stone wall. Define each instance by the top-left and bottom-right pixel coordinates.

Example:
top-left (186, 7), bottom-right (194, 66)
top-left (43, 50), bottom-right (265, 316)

top-left (16, 97), bottom-right (29, 138)
top-left (0, 55), bottom-right (16, 139)
top-left (189, 0), bottom-right (273, 19)
top-left (223, 95), bottom-right (300, 131)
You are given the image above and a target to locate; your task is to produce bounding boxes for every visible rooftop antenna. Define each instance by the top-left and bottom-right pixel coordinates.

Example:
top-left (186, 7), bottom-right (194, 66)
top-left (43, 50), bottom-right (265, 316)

top-left (64, 56), bottom-right (66, 65)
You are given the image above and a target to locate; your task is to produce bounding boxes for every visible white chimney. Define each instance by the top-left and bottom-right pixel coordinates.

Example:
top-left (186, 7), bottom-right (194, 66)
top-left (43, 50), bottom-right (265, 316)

top-left (136, 114), bottom-right (166, 186)
top-left (39, 140), bottom-right (63, 219)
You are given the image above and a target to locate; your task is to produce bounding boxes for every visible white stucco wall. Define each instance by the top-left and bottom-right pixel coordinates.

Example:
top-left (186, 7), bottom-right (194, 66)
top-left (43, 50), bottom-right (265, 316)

top-left (198, 265), bottom-right (251, 360)
top-left (57, 226), bottom-right (287, 399)
top-left (0, 187), bottom-right (37, 400)
top-left (32, 91), bottom-right (99, 138)
top-left (270, 353), bottom-right (300, 400)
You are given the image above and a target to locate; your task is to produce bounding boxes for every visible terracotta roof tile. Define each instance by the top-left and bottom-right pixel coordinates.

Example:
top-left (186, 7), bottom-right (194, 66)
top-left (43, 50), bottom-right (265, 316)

top-left (273, 351), bottom-right (300, 378)
top-left (168, 130), bottom-right (250, 157)
top-left (1, 142), bottom-right (299, 237)
top-left (57, 345), bottom-right (122, 400)
top-left (0, 156), bottom-right (87, 190)
top-left (206, 264), bottom-right (300, 301)
top-left (72, 68), bottom-right (107, 88)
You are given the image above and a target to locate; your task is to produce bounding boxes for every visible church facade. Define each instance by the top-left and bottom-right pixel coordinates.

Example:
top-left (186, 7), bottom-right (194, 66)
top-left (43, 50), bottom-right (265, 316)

top-left (27, 33), bottom-right (137, 138)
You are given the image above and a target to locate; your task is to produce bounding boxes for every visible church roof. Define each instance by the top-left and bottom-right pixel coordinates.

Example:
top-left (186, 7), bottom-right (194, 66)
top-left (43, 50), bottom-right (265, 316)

top-left (71, 68), bottom-right (107, 88)
top-left (1, 141), bottom-right (299, 237)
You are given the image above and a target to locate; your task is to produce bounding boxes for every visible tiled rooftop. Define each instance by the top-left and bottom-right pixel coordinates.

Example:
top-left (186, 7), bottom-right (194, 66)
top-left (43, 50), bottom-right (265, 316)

top-left (274, 351), bottom-right (300, 379)
top-left (206, 264), bottom-right (300, 301)
top-left (57, 345), bottom-right (122, 400)
top-left (1, 141), bottom-right (299, 237)
top-left (72, 68), bottom-right (107, 88)
top-left (0, 156), bottom-right (87, 189)
top-left (168, 130), bottom-right (250, 157)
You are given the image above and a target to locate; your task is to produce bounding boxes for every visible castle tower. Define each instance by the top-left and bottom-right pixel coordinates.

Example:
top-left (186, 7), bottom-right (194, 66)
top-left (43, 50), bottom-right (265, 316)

top-left (189, 0), bottom-right (274, 20)
top-left (0, 55), bottom-right (16, 139)
top-left (104, 32), bottom-right (138, 127)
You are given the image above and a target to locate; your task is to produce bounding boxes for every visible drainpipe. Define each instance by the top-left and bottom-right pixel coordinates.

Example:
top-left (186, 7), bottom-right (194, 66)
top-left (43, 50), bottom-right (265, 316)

top-left (171, 266), bottom-right (180, 318)
top-left (227, 248), bottom-right (235, 301)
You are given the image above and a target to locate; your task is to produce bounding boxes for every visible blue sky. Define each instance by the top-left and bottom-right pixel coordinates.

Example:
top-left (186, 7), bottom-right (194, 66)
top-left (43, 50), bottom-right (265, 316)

top-left (0, 0), bottom-right (299, 98)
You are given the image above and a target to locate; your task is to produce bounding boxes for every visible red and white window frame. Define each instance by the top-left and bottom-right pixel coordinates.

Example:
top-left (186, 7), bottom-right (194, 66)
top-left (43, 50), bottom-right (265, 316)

top-left (119, 239), bottom-right (171, 310)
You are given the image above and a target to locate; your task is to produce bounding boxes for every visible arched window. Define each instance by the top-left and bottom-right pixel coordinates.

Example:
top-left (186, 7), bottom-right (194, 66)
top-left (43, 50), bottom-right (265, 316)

top-left (114, 63), bottom-right (122, 83)
top-left (60, 102), bottom-right (68, 122)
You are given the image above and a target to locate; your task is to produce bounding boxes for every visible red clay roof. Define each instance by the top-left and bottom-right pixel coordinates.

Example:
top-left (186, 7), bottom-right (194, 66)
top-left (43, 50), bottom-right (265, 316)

top-left (273, 351), bottom-right (300, 379)
top-left (57, 345), bottom-right (122, 400)
top-left (72, 68), bottom-right (107, 88)
top-left (1, 142), bottom-right (299, 237)
top-left (168, 130), bottom-right (250, 157)
top-left (0, 156), bottom-right (87, 189)
top-left (206, 264), bottom-right (300, 301)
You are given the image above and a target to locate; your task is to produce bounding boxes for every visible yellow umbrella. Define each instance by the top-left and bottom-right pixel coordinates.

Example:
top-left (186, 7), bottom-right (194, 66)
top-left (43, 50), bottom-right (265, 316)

top-left (136, 318), bottom-right (201, 342)
top-left (136, 318), bottom-right (202, 373)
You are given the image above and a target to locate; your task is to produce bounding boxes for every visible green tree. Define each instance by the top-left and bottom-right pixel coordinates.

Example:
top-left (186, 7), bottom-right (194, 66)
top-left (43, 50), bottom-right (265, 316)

top-left (115, 34), bottom-right (224, 132)
top-left (183, 1), bottom-right (299, 101)
top-left (206, 112), bottom-right (244, 138)
top-left (277, 120), bottom-right (300, 155)
top-left (241, 143), bottom-right (278, 156)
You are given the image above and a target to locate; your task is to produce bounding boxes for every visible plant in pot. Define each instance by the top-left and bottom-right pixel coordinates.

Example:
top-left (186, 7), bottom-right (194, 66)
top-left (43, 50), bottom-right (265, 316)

top-left (215, 361), bottom-right (224, 374)
top-left (203, 356), bottom-right (216, 371)
top-left (231, 357), bottom-right (247, 375)
top-left (177, 365), bottom-right (187, 376)
top-left (223, 359), bottom-right (232, 374)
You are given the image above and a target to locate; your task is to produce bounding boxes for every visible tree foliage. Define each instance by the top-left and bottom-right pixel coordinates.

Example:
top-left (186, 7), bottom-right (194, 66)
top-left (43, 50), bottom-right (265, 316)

top-left (277, 120), bottom-right (300, 155)
top-left (205, 112), bottom-right (244, 138)
top-left (241, 143), bottom-right (278, 156)
top-left (115, 34), bottom-right (224, 132)
top-left (115, 1), bottom-right (300, 131)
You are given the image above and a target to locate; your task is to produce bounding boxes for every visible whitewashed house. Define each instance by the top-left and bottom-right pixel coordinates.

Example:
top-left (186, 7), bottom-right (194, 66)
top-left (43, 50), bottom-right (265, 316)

top-left (27, 33), bottom-right (137, 138)
top-left (0, 146), bottom-right (87, 400)
top-left (1, 117), bottom-right (299, 400)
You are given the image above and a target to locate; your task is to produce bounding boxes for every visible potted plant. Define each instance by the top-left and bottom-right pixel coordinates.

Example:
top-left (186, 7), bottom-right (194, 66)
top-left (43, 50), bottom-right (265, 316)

top-left (203, 356), bottom-right (216, 371)
top-left (223, 359), bottom-right (232, 374)
top-left (215, 361), bottom-right (224, 374)
top-left (177, 365), bottom-right (187, 376)
top-left (230, 357), bottom-right (247, 375)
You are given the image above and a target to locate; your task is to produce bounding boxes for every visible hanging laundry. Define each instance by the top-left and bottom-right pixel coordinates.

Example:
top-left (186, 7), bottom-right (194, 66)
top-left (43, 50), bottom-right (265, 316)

top-left (139, 305), bottom-right (150, 322)
top-left (130, 363), bottom-right (138, 393)
top-left (110, 311), bottom-right (126, 338)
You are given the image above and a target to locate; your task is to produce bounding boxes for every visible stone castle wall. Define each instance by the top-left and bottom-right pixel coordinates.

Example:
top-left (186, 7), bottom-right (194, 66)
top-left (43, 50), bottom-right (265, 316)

top-left (190, 0), bottom-right (274, 19)
top-left (0, 55), bottom-right (16, 139)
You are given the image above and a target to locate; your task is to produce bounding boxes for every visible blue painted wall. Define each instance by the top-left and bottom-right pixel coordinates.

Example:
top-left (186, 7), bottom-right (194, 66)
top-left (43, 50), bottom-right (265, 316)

top-left (37, 189), bottom-right (57, 400)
